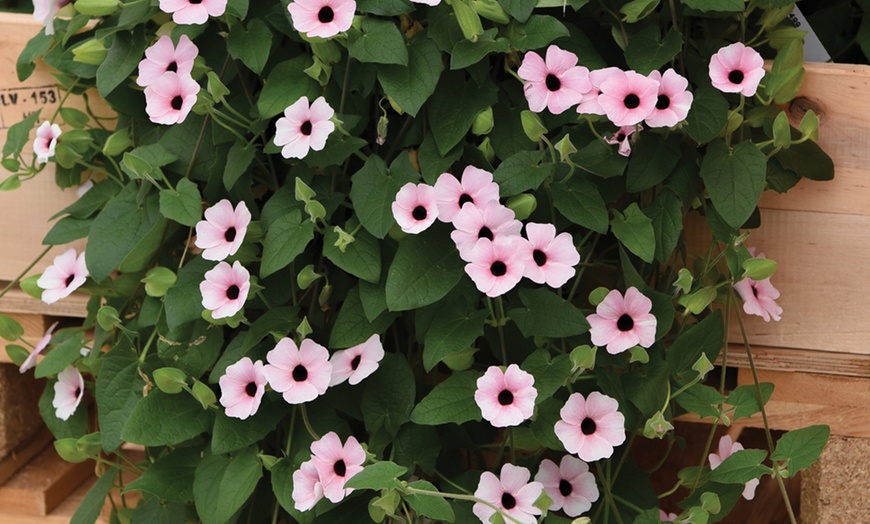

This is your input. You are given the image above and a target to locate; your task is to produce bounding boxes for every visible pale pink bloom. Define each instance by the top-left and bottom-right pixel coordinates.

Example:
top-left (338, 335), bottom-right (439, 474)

top-left (329, 334), bottom-right (384, 386)
top-left (136, 35), bottom-right (198, 88)
top-left (19, 321), bottom-right (59, 374)
top-left (159, 0), bottom-right (227, 25)
top-left (520, 223), bottom-right (580, 288)
top-left (292, 460), bottom-right (324, 511)
top-left (37, 248), bottom-right (88, 305)
top-left (733, 251), bottom-right (782, 322)
top-left (535, 455), bottom-right (599, 517)
top-left (310, 432), bottom-right (366, 503)
top-left (144, 71), bottom-right (200, 125)
top-left (194, 199), bottom-right (252, 261)
top-left (33, 0), bottom-right (70, 36)
top-left (34, 121), bottom-right (62, 164)
top-left (409, 0), bottom-right (439, 5)
top-left (659, 509), bottom-right (678, 521)
top-left (288, 0), bottom-right (356, 39)
top-left (576, 67), bottom-right (622, 116)
top-left (433, 166), bottom-right (500, 223)
top-left (709, 435), bottom-right (760, 501)
top-left (53, 365), bottom-right (84, 421)
top-left (708, 42), bottom-right (765, 97)
top-left (598, 70), bottom-right (660, 127)
top-left (392, 182), bottom-right (439, 234)
top-left (464, 236), bottom-right (529, 298)
top-left (199, 261), bottom-right (250, 319)
top-left (274, 96), bottom-right (335, 159)
top-left (473, 463), bottom-right (544, 524)
top-left (645, 69), bottom-right (693, 128)
top-left (586, 287), bottom-right (657, 355)
top-left (263, 338), bottom-right (332, 404)
top-left (604, 125), bottom-right (641, 157)
top-left (451, 201), bottom-right (522, 261)
top-left (76, 179), bottom-right (94, 198)
top-left (218, 357), bottom-right (267, 420)
top-left (474, 364), bottom-right (537, 428)
top-left (554, 391), bottom-right (626, 462)
top-left (517, 45), bottom-right (592, 115)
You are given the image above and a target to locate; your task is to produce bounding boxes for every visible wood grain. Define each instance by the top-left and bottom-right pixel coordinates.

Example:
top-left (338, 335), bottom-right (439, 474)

top-left (0, 429), bottom-right (52, 486)
top-left (0, 445), bottom-right (93, 515)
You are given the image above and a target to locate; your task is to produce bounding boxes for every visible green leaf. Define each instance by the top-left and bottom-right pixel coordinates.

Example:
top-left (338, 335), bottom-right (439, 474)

top-left (159, 178), bottom-right (202, 227)
top-left (193, 446), bottom-right (263, 524)
top-left (350, 155), bottom-right (419, 239)
top-left (361, 353), bottom-right (416, 437)
top-left (620, 0), bottom-right (659, 22)
top-left (510, 15), bottom-right (569, 52)
top-left (726, 383), bottom-right (774, 421)
top-left (270, 459), bottom-right (315, 524)
top-left (70, 471), bottom-right (116, 524)
top-left (404, 480), bottom-right (456, 522)
top-left (742, 257), bottom-right (777, 280)
top-left (163, 257), bottom-right (210, 330)
top-left (510, 288), bottom-right (590, 338)
top-left (261, 210), bottom-right (315, 278)
top-left (348, 18), bottom-right (408, 65)
top-left (771, 425), bottom-right (830, 474)
top-left (625, 26), bottom-right (683, 75)
top-left (700, 140), bottom-right (767, 229)
top-left (492, 150), bottom-right (554, 196)
top-left (324, 223), bottom-right (381, 283)
top-left (684, 87), bottom-right (728, 145)
top-left (60, 108), bottom-right (89, 128)
top-left (227, 18), bottom-right (272, 74)
top-left (675, 384), bottom-right (725, 419)
top-left (428, 72), bottom-right (498, 155)
top-left (680, 0), bottom-right (743, 11)
top-left (121, 390), bottom-right (212, 446)
top-left (95, 348), bottom-right (143, 453)
top-left (520, 349), bottom-right (572, 402)
top-left (212, 401), bottom-right (286, 455)
top-left (775, 139), bottom-right (834, 181)
top-left (497, 0), bottom-right (535, 22)
top-left (35, 333), bottom-right (84, 379)
top-left (708, 449), bottom-right (768, 484)
top-left (410, 371), bottom-right (482, 426)
top-left (0, 314), bottom-right (24, 341)
top-left (385, 230), bottom-right (466, 311)
top-left (357, 0), bottom-right (414, 14)
top-left (43, 216), bottom-right (92, 245)
top-left (126, 446), bottom-right (201, 503)
top-left (378, 35), bottom-right (443, 117)
top-left (423, 308), bottom-right (488, 371)
top-left (223, 142), bottom-right (256, 190)
top-left (17, 32), bottom-right (53, 81)
top-left (329, 286), bottom-right (397, 348)
top-left (529, 397), bottom-right (564, 451)
top-left (626, 135), bottom-right (681, 192)
top-left (450, 30), bottom-right (510, 70)
top-left (666, 311), bottom-right (724, 382)
top-left (344, 461), bottom-right (408, 490)
top-left (551, 175), bottom-right (609, 233)
top-left (646, 190), bottom-right (683, 263)
top-left (393, 424), bottom-right (440, 475)
top-left (624, 358), bottom-right (671, 417)
top-left (611, 203), bottom-right (656, 263)
top-left (97, 29), bottom-right (148, 97)
top-left (257, 58), bottom-right (321, 119)
top-left (3, 110), bottom-right (40, 158)
top-left (573, 138), bottom-right (628, 179)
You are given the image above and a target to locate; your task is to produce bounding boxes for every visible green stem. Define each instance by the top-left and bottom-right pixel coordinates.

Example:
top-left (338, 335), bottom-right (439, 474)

top-left (299, 404), bottom-right (320, 440)
top-left (494, 297), bottom-right (508, 365)
top-left (0, 245), bottom-right (52, 301)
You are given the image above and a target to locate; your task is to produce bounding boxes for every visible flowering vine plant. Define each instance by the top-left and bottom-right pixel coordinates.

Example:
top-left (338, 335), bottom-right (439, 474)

top-left (0, 0), bottom-right (836, 522)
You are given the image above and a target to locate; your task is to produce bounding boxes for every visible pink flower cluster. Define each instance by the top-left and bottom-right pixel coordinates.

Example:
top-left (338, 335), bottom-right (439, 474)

top-left (586, 287), bottom-right (658, 355)
top-left (288, 0), bottom-right (355, 39)
top-left (273, 96), bottom-right (336, 159)
top-left (292, 431), bottom-right (366, 510)
top-left (34, 121), bottom-right (62, 164)
top-left (195, 199), bottom-right (253, 319)
top-left (159, 0), bottom-right (226, 25)
top-left (391, 166), bottom-right (581, 297)
top-left (733, 249), bottom-right (782, 322)
top-left (37, 248), bottom-right (89, 305)
top-left (137, 35), bottom-right (201, 126)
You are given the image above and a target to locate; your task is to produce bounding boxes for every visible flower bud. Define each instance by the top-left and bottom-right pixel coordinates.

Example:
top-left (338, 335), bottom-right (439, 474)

top-left (74, 0), bottom-right (119, 16)
top-left (102, 130), bottom-right (132, 156)
top-left (333, 225), bottom-right (356, 252)
top-left (471, 0), bottom-right (509, 24)
top-left (76, 432), bottom-right (103, 456)
top-left (206, 71), bottom-right (230, 105)
top-left (54, 438), bottom-right (90, 463)
top-left (442, 347), bottom-right (477, 371)
top-left (452, 0), bottom-right (484, 42)
top-left (643, 411), bottom-right (674, 439)
top-left (295, 177), bottom-right (317, 202)
top-left (588, 287), bottom-right (609, 306)
top-left (296, 264), bottom-right (321, 290)
top-left (471, 107), bottom-right (494, 136)
top-left (376, 113), bottom-right (389, 145)
top-left (191, 380), bottom-right (217, 409)
top-left (296, 316), bottom-right (313, 339)
top-left (505, 193), bottom-right (537, 221)
top-left (97, 305), bottom-right (121, 331)
top-left (555, 134), bottom-right (577, 163)
top-left (521, 110), bottom-right (547, 142)
top-left (72, 39), bottom-right (108, 65)
top-left (142, 266), bottom-right (177, 298)
top-left (386, 95), bottom-right (404, 115)
top-left (570, 345), bottom-right (596, 372)
top-left (305, 200), bottom-right (327, 222)
top-left (477, 136), bottom-right (495, 163)
top-left (318, 283), bottom-right (332, 307)
top-left (153, 367), bottom-right (188, 394)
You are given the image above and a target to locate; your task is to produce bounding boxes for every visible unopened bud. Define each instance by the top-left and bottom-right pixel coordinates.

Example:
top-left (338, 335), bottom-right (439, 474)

top-left (295, 177), bottom-right (317, 202)
top-left (471, 107), bottom-right (494, 135)
top-left (153, 367), bottom-right (187, 394)
top-left (505, 193), bottom-right (537, 221)
top-left (376, 114), bottom-right (389, 145)
top-left (555, 134), bottom-right (577, 163)
top-left (452, 0), bottom-right (484, 42)
top-left (296, 316), bottom-right (313, 339)
top-left (442, 347), bottom-right (477, 371)
top-left (471, 0), bottom-right (509, 23)
top-left (297, 264), bottom-right (321, 290)
top-left (521, 110), bottom-right (547, 142)
top-left (477, 136), bottom-right (495, 163)
top-left (333, 225), bottom-right (356, 252)
top-left (74, 0), bottom-right (119, 16)
top-left (191, 380), bottom-right (217, 409)
top-left (142, 266), bottom-right (177, 297)
top-left (643, 411), bottom-right (674, 439)
top-left (102, 130), bottom-right (132, 156)
top-left (72, 39), bottom-right (108, 65)
top-left (206, 72), bottom-right (230, 104)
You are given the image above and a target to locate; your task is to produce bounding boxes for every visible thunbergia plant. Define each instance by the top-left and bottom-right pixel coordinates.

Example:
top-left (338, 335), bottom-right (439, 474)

top-left (0, 0), bottom-right (835, 522)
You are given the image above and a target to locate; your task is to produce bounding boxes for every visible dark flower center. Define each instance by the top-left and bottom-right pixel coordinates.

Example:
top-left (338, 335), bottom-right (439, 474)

top-left (224, 226), bottom-right (236, 242)
top-left (501, 492), bottom-right (516, 510)
top-left (74, 387), bottom-right (81, 398)
top-left (728, 70), bottom-right (744, 84)
top-left (292, 364), bottom-right (308, 382)
top-left (226, 285), bottom-right (240, 300)
top-left (490, 261), bottom-right (507, 277)
top-left (656, 94), bottom-right (670, 110)
top-left (545, 73), bottom-right (561, 92)
top-left (351, 355), bottom-right (361, 370)
top-left (65, 274), bottom-right (75, 287)
top-left (532, 249), bottom-right (547, 267)
top-left (497, 389), bottom-right (513, 406)
top-left (581, 417), bottom-right (597, 435)
top-left (300, 120), bottom-right (312, 136)
top-left (318, 6), bottom-right (334, 23)
top-left (171, 96), bottom-right (183, 110)
top-left (617, 313), bottom-right (634, 331)
top-left (458, 193), bottom-right (473, 206)
top-left (616, 133), bottom-right (625, 142)
top-left (478, 226), bottom-right (494, 240)
top-left (623, 94), bottom-right (640, 109)
top-left (412, 205), bottom-right (428, 220)
top-left (334, 459), bottom-right (346, 477)
top-left (190, 0), bottom-right (202, 4)
top-left (245, 382), bottom-right (257, 397)
top-left (751, 284), bottom-right (758, 298)
top-left (166, 61), bottom-right (177, 73)
top-left (559, 479), bottom-right (573, 497)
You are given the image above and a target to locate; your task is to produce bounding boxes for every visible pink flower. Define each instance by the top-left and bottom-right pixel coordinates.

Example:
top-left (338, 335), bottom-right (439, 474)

top-left (158, 0), bottom-right (227, 25)
top-left (310, 432), bottom-right (366, 503)
top-left (292, 460), bottom-right (324, 511)
top-left (521, 223), bottom-right (580, 288)
top-left (473, 463), bottom-right (544, 524)
top-left (576, 67), bottom-right (622, 116)
top-left (37, 248), bottom-right (88, 305)
top-left (604, 125), bottom-right (641, 157)
top-left (535, 455), bottom-right (599, 517)
top-left (598, 70), bottom-right (660, 127)
top-left (329, 334), bottom-right (384, 386)
top-left (554, 391), bottom-right (626, 462)
top-left (263, 338), bottom-right (332, 404)
top-left (586, 287), bottom-right (657, 355)
top-left (451, 201), bottom-right (522, 261)
top-left (144, 71), bottom-right (200, 125)
top-left (274, 96), bottom-right (335, 159)
top-left (392, 182), bottom-right (439, 234)
top-left (19, 321), bottom-right (59, 374)
top-left (733, 252), bottom-right (782, 322)
top-left (136, 35), bottom-right (198, 88)
top-left (517, 45), bottom-right (592, 115)
top-left (32, 0), bottom-right (71, 36)
top-left (474, 364), bottom-right (537, 428)
top-left (708, 42), bottom-right (765, 97)
top-left (433, 166), bottom-right (501, 224)
top-left (218, 357), bottom-right (267, 420)
top-left (53, 365), bottom-right (84, 421)
top-left (288, 0), bottom-right (356, 39)
top-left (464, 236), bottom-right (529, 298)
top-left (34, 121), bottom-right (62, 164)
top-left (76, 179), bottom-right (94, 198)
top-left (194, 199), bottom-right (252, 261)
top-left (199, 261), bottom-right (250, 319)
top-left (709, 435), bottom-right (760, 501)
top-left (645, 69), bottom-right (693, 128)
top-left (660, 509), bottom-right (678, 521)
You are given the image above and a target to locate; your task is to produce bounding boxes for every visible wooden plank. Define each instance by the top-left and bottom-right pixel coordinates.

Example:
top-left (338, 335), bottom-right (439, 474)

top-left (0, 475), bottom-right (109, 524)
top-left (0, 445), bottom-right (93, 515)
top-left (722, 344), bottom-right (869, 378)
top-left (0, 286), bottom-right (89, 318)
top-left (0, 429), bottom-right (52, 486)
